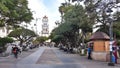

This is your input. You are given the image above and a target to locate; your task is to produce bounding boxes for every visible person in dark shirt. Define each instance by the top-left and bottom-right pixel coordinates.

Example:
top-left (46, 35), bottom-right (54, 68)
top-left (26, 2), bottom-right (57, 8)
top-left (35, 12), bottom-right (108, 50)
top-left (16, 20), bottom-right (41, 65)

top-left (12, 45), bottom-right (19, 58)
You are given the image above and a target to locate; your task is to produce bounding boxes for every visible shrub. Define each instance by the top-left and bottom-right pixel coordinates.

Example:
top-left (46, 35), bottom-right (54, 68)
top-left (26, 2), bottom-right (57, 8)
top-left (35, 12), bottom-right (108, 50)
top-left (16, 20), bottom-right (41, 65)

top-left (0, 37), bottom-right (14, 52)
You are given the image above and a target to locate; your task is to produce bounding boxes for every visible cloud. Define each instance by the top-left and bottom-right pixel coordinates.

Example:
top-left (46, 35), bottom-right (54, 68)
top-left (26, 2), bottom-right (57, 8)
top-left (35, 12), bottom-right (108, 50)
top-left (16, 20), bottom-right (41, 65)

top-left (27, 0), bottom-right (64, 35)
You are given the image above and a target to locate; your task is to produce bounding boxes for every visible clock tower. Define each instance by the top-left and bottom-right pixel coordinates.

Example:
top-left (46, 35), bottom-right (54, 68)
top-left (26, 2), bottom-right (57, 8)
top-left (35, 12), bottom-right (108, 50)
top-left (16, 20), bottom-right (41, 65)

top-left (41, 16), bottom-right (49, 36)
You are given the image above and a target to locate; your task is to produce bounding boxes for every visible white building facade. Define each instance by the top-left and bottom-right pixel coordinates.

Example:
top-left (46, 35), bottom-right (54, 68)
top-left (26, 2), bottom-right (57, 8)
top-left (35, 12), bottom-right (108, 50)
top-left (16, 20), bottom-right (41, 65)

top-left (0, 27), bottom-right (7, 37)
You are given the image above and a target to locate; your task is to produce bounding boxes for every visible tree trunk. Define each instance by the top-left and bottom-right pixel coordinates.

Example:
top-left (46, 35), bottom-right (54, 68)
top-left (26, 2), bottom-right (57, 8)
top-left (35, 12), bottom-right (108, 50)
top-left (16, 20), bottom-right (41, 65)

top-left (19, 40), bottom-right (23, 46)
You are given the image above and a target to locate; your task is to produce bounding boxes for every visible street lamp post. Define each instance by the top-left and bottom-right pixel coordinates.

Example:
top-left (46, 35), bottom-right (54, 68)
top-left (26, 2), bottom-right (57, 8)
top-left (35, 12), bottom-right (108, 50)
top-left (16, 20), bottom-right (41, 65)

top-left (107, 8), bottom-right (115, 66)
top-left (35, 18), bottom-right (40, 35)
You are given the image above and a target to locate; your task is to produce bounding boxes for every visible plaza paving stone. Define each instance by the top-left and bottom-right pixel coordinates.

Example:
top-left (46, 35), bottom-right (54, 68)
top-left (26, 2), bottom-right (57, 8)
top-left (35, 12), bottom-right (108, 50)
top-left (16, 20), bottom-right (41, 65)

top-left (0, 47), bottom-right (120, 68)
top-left (36, 49), bottom-right (62, 64)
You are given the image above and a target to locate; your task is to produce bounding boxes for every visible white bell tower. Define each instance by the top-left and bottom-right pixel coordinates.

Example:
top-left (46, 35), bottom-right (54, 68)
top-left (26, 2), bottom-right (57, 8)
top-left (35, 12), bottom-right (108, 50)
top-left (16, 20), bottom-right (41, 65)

top-left (41, 15), bottom-right (49, 36)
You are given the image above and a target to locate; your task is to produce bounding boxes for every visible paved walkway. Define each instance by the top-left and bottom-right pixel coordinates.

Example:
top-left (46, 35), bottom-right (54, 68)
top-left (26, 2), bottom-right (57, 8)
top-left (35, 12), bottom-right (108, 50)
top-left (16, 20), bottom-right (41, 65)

top-left (0, 47), bottom-right (40, 68)
top-left (36, 49), bottom-right (62, 64)
top-left (54, 48), bottom-right (120, 68)
top-left (17, 47), bottom-right (44, 64)
top-left (0, 47), bottom-right (120, 68)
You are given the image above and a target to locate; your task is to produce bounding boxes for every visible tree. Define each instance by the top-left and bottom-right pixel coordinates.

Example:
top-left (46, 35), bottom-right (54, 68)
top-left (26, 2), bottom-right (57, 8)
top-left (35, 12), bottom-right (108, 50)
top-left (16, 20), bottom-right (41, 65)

top-left (64, 4), bottom-right (93, 47)
top-left (0, 0), bottom-right (33, 33)
top-left (0, 37), bottom-right (14, 52)
top-left (82, 0), bottom-right (120, 34)
top-left (50, 3), bottom-right (94, 49)
top-left (84, 0), bottom-right (120, 42)
top-left (59, 3), bottom-right (74, 23)
top-left (0, 0), bottom-right (9, 27)
top-left (51, 22), bottom-right (74, 47)
top-left (5, 0), bottom-right (33, 24)
top-left (54, 0), bottom-right (120, 50)
top-left (51, 35), bottom-right (64, 44)
top-left (49, 28), bottom-right (64, 44)
top-left (35, 36), bottom-right (48, 44)
top-left (113, 21), bottom-right (120, 39)
top-left (8, 28), bottom-right (36, 45)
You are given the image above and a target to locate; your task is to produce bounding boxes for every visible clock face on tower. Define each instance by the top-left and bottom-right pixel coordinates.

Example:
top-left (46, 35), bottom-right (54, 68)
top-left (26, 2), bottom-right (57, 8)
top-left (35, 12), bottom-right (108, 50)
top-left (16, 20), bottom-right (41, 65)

top-left (42, 18), bottom-right (48, 22)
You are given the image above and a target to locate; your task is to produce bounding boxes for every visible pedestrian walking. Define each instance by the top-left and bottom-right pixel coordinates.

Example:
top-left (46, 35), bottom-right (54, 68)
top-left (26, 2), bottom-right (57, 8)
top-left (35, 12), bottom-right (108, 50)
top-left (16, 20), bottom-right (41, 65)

top-left (12, 45), bottom-right (19, 58)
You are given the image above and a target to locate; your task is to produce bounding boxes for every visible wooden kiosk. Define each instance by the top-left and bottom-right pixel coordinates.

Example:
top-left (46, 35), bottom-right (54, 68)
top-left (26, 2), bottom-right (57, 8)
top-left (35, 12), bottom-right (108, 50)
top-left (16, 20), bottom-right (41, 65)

top-left (89, 32), bottom-right (110, 61)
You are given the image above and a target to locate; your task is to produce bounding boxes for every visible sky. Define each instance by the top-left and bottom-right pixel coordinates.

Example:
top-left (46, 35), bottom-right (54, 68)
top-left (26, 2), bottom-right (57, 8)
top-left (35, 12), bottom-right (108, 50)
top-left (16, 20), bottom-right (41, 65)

top-left (27, 0), bottom-right (65, 35)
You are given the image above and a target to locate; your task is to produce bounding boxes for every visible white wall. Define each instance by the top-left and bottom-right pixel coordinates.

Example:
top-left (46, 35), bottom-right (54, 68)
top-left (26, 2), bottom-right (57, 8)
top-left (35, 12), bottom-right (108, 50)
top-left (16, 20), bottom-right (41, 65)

top-left (0, 27), bottom-right (7, 37)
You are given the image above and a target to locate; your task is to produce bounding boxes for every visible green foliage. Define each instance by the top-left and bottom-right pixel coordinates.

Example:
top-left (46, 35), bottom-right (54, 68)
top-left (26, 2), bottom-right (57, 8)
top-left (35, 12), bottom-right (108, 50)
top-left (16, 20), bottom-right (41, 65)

top-left (0, 0), bottom-right (9, 13)
top-left (112, 19), bottom-right (120, 40)
top-left (8, 28), bottom-right (22, 38)
top-left (0, 0), bottom-right (33, 30)
top-left (8, 28), bottom-right (36, 38)
top-left (83, 0), bottom-right (120, 33)
top-left (113, 29), bottom-right (120, 39)
top-left (0, 37), bottom-right (14, 43)
top-left (35, 36), bottom-right (48, 43)
top-left (56, 0), bottom-right (120, 48)
top-left (54, 23), bottom-right (73, 35)
top-left (51, 35), bottom-right (64, 43)
top-left (8, 28), bottom-right (36, 45)
top-left (59, 3), bottom-right (74, 15)
top-left (64, 4), bottom-right (93, 32)
top-left (74, 0), bottom-right (120, 43)
top-left (117, 40), bottom-right (120, 46)
top-left (0, 37), bottom-right (14, 51)
top-left (0, 21), bottom-right (5, 27)
top-left (50, 3), bottom-right (94, 48)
